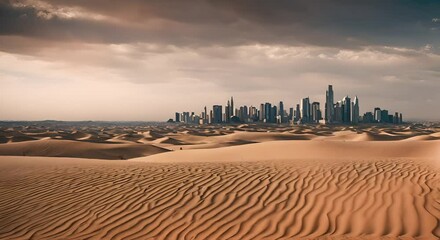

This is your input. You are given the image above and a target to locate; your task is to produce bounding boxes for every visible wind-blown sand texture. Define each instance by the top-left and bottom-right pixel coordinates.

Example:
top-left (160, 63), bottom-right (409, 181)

top-left (0, 122), bottom-right (439, 239)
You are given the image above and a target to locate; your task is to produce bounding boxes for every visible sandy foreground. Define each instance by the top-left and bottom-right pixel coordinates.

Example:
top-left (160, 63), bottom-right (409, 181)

top-left (0, 123), bottom-right (439, 239)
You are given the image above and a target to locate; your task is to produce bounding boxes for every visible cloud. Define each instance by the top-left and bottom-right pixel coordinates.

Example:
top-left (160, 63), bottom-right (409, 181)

top-left (1, 0), bottom-right (439, 51)
top-left (0, 0), bottom-right (439, 120)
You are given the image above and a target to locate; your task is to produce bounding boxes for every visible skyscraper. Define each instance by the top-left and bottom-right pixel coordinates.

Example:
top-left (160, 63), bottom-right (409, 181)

top-left (213, 105), bottom-right (223, 123)
top-left (226, 100), bottom-right (231, 123)
top-left (351, 96), bottom-right (359, 124)
top-left (271, 105), bottom-right (277, 123)
top-left (380, 109), bottom-right (389, 123)
top-left (334, 102), bottom-right (343, 123)
top-left (279, 101), bottom-right (285, 123)
top-left (175, 112), bottom-right (180, 122)
top-left (325, 85), bottom-right (334, 123)
top-left (289, 107), bottom-right (294, 121)
top-left (311, 102), bottom-right (321, 123)
top-left (264, 103), bottom-right (272, 123)
top-left (374, 107), bottom-right (381, 122)
top-left (301, 97), bottom-right (311, 123)
top-left (342, 96), bottom-right (351, 123)
top-left (230, 97), bottom-right (234, 117)
top-left (259, 104), bottom-right (264, 122)
top-left (204, 106), bottom-right (208, 124)
top-left (294, 104), bottom-right (301, 122)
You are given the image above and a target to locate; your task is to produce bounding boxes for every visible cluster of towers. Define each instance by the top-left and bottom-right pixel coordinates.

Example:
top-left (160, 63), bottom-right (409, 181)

top-left (324, 85), bottom-right (360, 124)
top-left (173, 85), bottom-right (403, 125)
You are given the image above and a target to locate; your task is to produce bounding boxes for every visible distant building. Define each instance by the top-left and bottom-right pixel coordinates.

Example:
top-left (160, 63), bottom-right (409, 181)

top-left (294, 104), bottom-right (301, 122)
top-left (342, 96), bottom-right (351, 123)
top-left (351, 96), bottom-right (359, 124)
top-left (380, 109), bottom-right (389, 123)
top-left (259, 104), bottom-right (265, 122)
top-left (374, 107), bottom-right (381, 122)
top-left (311, 102), bottom-right (321, 123)
top-left (175, 112), bottom-right (180, 122)
top-left (264, 103), bottom-right (272, 123)
top-left (362, 112), bottom-right (374, 123)
top-left (334, 102), bottom-right (343, 123)
top-left (325, 85), bottom-right (335, 123)
top-left (279, 101), bottom-right (285, 123)
top-left (301, 97), bottom-right (311, 123)
top-left (271, 105), bottom-right (277, 123)
top-left (213, 105), bottom-right (223, 124)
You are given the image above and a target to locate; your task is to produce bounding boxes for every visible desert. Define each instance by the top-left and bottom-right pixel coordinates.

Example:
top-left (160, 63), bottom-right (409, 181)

top-left (0, 121), bottom-right (439, 239)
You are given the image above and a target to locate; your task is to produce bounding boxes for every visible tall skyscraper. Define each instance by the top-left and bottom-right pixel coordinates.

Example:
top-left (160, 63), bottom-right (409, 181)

top-left (279, 101), bottom-right (285, 123)
top-left (325, 85), bottom-right (334, 123)
top-left (264, 103), bottom-right (272, 123)
top-left (175, 112), bottom-right (180, 122)
top-left (226, 100), bottom-right (231, 123)
top-left (259, 104), bottom-right (264, 122)
top-left (271, 106), bottom-right (277, 123)
top-left (204, 106), bottom-right (208, 124)
top-left (289, 107), bottom-right (294, 121)
top-left (342, 96), bottom-right (351, 123)
top-left (294, 104), bottom-right (301, 121)
top-left (351, 96), bottom-right (359, 124)
top-left (230, 97), bottom-right (234, 117)
top-left (311, 102), bottom-right (321, 123)
top-left (301, 97), bottom-right (311, 123)
top-left (213, 105), bottom-right (223, 123)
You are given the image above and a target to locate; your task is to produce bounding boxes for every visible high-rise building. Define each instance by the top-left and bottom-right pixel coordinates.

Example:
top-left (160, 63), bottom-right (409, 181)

top-left (279, 101), bottom-right (285, 123)
top-left (226, 100), bottom-right (231, 123)
top-left (175, 112), bottom-right (180, 122)
top-left (289, 107), bottom-right (294, 121)
top-left (230, 97), bottom-right (234, 117)
top-left (380, 109), bottom-right (389, 123)
top-left (342, 96), bottom-right (351, 123)
top-left (325, 85), bottom-right (334, 123)
top-left (213, 105), bottom-right (223, 123)
top-left (183, 112), bottom-right (190, 123)
top-left (334, 102), bottom-right (343, 123)
top-left (271, 106), bottom-right (277, 123)
top-left (351, 96), bottom-right (359, 124)
top-left (311, 102), bottom-right (321, 123)
top-left (301, 97), bottom-right (311, 123)
top-left (374, 107), bottom-right (381, 122)
top-left (294, 104), bottom-right (301, 122)
top-left (259, 104), bottom-right (265, 122)
top-left (264, 103), bottom-right (272, 123)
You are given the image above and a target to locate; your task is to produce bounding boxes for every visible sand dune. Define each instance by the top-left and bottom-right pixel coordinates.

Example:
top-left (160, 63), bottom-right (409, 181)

top-left (133, 140), bottom-right (440, 164)
top-left (0, 139), bottom-right (169, 160)
top-left (0, 122), bottom-right (439, 239)
top-left (0, 155), bottom-right (439, 239)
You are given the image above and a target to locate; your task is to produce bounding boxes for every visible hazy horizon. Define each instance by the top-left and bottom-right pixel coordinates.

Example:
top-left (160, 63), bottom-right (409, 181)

top-left (1, 0), bottom-right (439, 121)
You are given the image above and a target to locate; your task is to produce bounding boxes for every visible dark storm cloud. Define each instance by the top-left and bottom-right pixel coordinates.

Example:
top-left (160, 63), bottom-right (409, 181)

top-left (1, 0), bottom-right (439, 51)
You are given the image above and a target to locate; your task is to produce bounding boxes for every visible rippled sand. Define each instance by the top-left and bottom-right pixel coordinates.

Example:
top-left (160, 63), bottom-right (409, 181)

top-left (0, 123), bottom-right (439, 239)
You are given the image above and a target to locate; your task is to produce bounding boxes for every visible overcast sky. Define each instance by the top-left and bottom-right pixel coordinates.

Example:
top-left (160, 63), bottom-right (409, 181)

top-left (0, 0), bottom-right (439, 121)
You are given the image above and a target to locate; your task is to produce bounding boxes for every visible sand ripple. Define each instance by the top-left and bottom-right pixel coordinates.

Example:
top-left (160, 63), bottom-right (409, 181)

top-left (0, 157), bottom-right (439, 239)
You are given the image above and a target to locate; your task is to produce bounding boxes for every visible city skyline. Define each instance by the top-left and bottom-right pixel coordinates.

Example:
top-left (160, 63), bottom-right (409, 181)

top-left (0, 1), bottom-right (439, 121)
top-left (174, 85), bottom-right (403, 125)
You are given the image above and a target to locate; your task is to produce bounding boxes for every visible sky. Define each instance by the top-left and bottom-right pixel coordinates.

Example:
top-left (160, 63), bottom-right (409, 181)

top-left (0, 0), bottom-right (439, 121)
